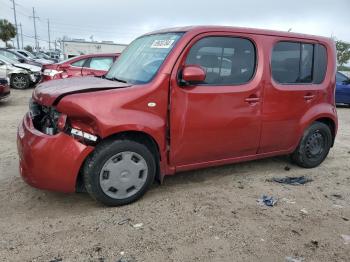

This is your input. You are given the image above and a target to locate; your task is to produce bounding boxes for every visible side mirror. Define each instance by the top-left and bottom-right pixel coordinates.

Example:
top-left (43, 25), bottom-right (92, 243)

top-left (181, 65), bottom-right (206, 85)
top-left (18, 58), bottom-right (26, 63)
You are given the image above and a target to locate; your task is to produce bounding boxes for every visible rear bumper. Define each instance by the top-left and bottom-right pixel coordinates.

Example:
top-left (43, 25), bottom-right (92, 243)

top-left (17, 113), bottom-right (94, 192)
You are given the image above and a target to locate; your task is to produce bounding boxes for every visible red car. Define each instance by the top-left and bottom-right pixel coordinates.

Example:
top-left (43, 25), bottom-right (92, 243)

top-left (0, 78), bottom-right (10, 100)
top-left (18, 26), bottom-right (337, 206)
top-left (41, 53), bottom-right (120, 82)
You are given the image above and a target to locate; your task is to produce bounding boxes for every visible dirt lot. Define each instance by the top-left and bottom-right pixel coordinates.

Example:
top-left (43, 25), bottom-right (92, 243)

top-left (0, 89), bottom-right (349, 262)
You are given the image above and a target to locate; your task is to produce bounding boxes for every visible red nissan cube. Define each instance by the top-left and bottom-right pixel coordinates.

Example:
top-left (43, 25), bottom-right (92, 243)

top-left (41, 53), bottom-right (120, 82)
top-left (17, 26), bottom-right (337, 206)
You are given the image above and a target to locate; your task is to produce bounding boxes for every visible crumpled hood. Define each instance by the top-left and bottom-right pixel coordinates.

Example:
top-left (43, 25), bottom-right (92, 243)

top-left (14, 63), bottom-right (41, 72)
top-left (33, 76), bottom-right (131, 106)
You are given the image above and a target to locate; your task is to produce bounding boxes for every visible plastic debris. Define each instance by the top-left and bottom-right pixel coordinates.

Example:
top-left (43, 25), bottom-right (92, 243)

top-left (118, 218), bottom-right (131, 225)
top-left (285, 256), bottom-right (304, 262)
top-left (132, 223), bottom-right (143, 229)
top-left (269, 176), bottom-right (313, 185)
top-left (258, 195), bottom-right (278, 207)
top-left (341, 234), bottom-right (350, 245)
top-left (300, 208), bottom-right (308, 214)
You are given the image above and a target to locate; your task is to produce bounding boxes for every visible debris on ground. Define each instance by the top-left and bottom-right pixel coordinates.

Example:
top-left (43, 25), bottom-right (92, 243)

top-left (300, 208), bottom-right (308, 215)
top-left (118, 218), bottom-right (131, 225)
top-left (305, 240), bottom-right (319, 250)
top-left (284, 166), bottom-right (291, 171)
top-left (331, 194), bottom-right (343, 199)
top-left (281, 198), bottom-right (296, 204)
top-left (342, 217), bottom-right (349, 221)
top-left (49, 258), bottom-right (63, 262)
top-left (285, 256), bottom-right (304, 262)
top-left (258, 195), bottom-right (278, 207)
top-left (132, 223), bottom-right (143, 229)
top-left (268, 176), bottom-right (313, 185)
top-left (341, 234), bottom-right (350, 245)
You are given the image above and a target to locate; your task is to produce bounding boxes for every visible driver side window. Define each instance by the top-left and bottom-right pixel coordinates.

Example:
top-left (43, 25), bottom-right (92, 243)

top-left (185, 36), bottom-right (256, 85)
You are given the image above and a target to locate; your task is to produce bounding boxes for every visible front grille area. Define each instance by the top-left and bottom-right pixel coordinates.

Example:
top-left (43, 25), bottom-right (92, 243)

top-left (29, 99), bottom-right (61, 135)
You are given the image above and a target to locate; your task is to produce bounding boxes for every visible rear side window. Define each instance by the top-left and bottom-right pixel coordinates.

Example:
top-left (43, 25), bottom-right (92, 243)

top-left (87, 57), bottom-right (114, 71)
top-left (185, 37), bottom-right (256, 85)
top-left (271, 41), bottom-right (327, 84)
top-left (71, 59), bottom-right (86, 67)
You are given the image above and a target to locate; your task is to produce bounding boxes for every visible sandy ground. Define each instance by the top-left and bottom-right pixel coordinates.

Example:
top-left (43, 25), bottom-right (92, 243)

top-left (0, 89), bottom-right (349, 262)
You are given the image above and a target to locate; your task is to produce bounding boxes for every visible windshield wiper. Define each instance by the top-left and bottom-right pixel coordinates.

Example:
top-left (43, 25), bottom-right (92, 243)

top-left (105, 76), bottom-right (128, 83)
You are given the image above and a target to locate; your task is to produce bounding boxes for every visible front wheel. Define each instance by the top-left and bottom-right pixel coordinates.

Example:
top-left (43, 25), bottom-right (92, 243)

top-left (83, 139), bottom-right (156, 206)
top-left (291, 122), bottom-right (332, 168)
top-left (10, 74), bottom-right (30, 89)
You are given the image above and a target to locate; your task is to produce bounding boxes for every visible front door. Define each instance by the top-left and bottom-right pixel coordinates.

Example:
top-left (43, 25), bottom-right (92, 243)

top-left (169, 34), bottom-right (263, 167)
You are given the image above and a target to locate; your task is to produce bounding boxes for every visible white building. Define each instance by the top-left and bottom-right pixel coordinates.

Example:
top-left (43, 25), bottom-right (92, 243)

top-left (61, 40), bottom-right (127, 59)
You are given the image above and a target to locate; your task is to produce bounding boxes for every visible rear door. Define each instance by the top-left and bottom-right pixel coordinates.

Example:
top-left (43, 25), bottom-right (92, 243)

top-left (259, 39), bottom-right (328, 153)
top-left (169, 33), bottom-right (263, 167)
top-left (81, 56), bottom-right (114, 76)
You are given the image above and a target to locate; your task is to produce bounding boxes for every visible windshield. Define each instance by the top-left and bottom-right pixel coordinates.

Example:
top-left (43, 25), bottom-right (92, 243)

top-left (0, 54), bottom-right (18, 64)
top-left (105, 32), bottom-right (183, 84)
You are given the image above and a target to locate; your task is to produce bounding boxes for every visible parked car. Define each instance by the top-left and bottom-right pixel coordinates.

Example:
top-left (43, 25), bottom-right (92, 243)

top-left (0, 78), bottom-right (10, 100)
top-left (15, 49), bottom-right (54, 65)
top-left (0, 48), bottom-right (42, 67)
top-left (335, 71), bottom-right (350, 106)
top-left (18, 26), bottom-right (337, 206)
top-left (0, 55), bottom-right (41, 89)
top-left (41, 53), bottom-right (120, 82)
top-left (34, 52), bottom-right (58, 63)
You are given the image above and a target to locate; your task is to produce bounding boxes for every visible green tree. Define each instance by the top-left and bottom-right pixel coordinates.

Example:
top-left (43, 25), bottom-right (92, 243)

top-left (0, 19), bottom-right (16, 47)
top-left (336, 40), bottom-right (350, 66)
top-left (24, 45), bottom-right (33, 52)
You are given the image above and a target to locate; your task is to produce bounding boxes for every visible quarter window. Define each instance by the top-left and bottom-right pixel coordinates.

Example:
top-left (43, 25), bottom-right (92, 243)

top-left (271, 41), bottom-right (327, 84)
top-left (185, 37), bottom-right (256, 85)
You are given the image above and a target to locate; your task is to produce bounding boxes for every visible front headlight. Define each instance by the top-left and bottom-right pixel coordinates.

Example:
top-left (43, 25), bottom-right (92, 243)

top-left (43, 69), bottom-right (62, 77)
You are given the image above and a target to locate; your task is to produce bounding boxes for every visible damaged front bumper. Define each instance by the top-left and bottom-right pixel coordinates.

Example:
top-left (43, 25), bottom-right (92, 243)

top-left (17, 113), bottom-right (94, 192)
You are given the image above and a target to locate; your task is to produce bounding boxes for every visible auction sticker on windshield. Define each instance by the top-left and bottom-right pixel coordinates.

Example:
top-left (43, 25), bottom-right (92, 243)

top-left (151, 39), bottom-right (175, 48)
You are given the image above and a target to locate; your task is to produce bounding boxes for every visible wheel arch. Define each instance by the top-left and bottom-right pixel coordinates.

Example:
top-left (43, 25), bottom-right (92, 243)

top-left (75, 130), bottom-right (162, 192)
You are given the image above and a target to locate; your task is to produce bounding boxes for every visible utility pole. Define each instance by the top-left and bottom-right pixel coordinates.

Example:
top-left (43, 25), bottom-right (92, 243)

top-left (10, 0), bottom-right (20, 48)
top-left (19, 23), bottom-right (23, 49)
top-left (30, 7), bottom-right (39, 50)
top-left (47, 19), bottom-right (51, 51)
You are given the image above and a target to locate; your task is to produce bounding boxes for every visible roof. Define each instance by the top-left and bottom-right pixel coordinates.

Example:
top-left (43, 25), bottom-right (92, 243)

top-left (146, 25), bottom-right (332, 42)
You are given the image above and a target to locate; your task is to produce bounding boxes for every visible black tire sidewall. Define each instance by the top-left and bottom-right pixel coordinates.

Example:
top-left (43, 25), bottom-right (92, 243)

top-left (292, 122), bottom-right (332, 168)
top-left (84, 139), bottom-right (156, 206)
top-left (11, 74), bottom-right (30, 89)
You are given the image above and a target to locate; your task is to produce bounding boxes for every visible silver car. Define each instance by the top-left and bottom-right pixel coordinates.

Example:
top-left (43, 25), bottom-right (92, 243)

top-left (0, 55), bottom-right (41, 89)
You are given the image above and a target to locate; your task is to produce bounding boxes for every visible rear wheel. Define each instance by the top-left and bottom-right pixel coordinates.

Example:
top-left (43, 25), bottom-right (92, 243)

top-left (10, 74), bottom-right (30, 89)
top-left (291, 122), bottom-right (332, 168)
top-left (83, 139), bottom-right (156, 206)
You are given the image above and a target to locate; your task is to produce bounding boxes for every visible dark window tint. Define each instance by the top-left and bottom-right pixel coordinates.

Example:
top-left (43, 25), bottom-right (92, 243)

top-left (272, 41), bottom-right (327, 84)
top-left (71, 59), bottom-right (86, 67)
top-left (313, 44), bottom-right (327, 84)
top-left (185, 37), bottom-right (256, 85)
top-left (271, 42), bottom-right (300, 83)
top-left (87, 57), bottom-right (114, 71)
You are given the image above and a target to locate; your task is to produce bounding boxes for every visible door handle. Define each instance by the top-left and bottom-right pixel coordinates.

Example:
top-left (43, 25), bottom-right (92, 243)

top-left (304, 94), bottom-right (315, 101)
top-left (245, 96), bottom-right (260, 103)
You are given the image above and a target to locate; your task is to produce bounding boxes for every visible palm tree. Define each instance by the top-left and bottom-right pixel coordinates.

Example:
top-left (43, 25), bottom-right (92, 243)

top-left (0, 19), bottom-right (17, 47)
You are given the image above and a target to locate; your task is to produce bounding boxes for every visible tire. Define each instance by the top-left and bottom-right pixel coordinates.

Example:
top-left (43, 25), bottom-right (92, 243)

top-left (291, 122), bottom-right (332, 168)
top-left (10, 74), bottom-right (30, 89)
top-left (83, 139), bottom-right (156, 206)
